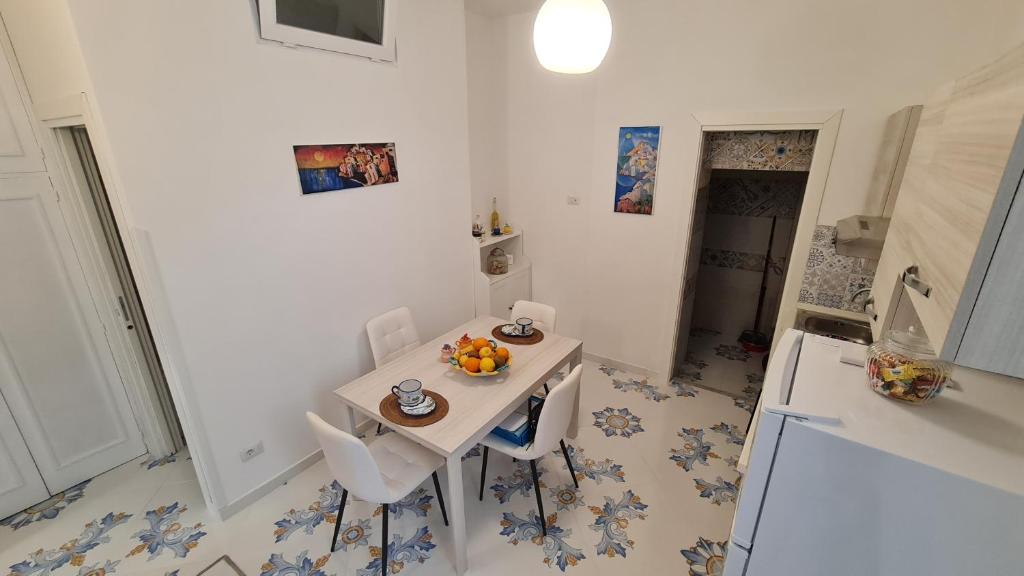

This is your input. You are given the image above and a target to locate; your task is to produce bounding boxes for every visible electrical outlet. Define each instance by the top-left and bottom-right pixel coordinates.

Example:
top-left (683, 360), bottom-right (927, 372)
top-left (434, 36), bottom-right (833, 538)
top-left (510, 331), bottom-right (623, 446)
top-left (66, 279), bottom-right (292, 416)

top-left (240, 441), bottom-right (264, 462)
top-left (567, 195), bottom-right (581, 206)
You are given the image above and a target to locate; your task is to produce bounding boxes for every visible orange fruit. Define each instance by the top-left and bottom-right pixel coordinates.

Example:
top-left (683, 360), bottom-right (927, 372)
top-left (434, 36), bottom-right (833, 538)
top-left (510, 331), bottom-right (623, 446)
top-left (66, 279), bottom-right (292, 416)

top-left (464, 357), bottom-right (481, 373)
top-left (479, 347), bottom-right (494, 358)
top-left (480, 358), bottom-right (496, 373)
top-left (495, 347), bottom-right (510, 360)
top-left (472, 338), bottom-right (489, 351)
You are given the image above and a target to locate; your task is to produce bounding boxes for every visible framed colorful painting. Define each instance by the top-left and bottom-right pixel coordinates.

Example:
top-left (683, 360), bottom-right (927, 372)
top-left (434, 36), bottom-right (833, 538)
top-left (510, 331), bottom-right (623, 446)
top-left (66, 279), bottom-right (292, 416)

top-left (614, 127), bottom-right (661, 214)
top-left (293, 143), bottom-right (399, 195)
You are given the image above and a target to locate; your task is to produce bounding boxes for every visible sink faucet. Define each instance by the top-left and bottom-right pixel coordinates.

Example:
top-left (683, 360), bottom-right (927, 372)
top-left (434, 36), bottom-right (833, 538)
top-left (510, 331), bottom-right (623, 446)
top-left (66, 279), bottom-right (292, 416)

top-left (851, 287), bottom-right (874, 314)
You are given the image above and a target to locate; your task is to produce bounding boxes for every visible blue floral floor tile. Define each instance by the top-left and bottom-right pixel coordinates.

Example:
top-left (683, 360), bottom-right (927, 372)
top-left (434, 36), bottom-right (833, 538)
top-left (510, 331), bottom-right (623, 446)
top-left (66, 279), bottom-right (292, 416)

top-left (558, 445), bottom-right (625, 484)
top-left (693, 477), bottom-right (739, 506)
top-left (259, 550), bottom-right (330, 576)
top-left (356, 525), bottom-right (435, 576)
top-left (8, 512), bottom-right (132, 576)
top-left (611, 378), bottom-right (670, 402)
top-left (140, 454), bottom-right (177, 470)
top-left (1, 480), bottom-right (91, 531)
top-left (1, 358), bottom-right (750, 576)
top-left (499, 512), bottom-right (585, 571)
top-left (273, 481), bottom-right (344, 543)
top-left (681, 537), bottom-right (728, 576)
top-left (670, 428), bottom-right (721, 472)
top-left (592, 407), bottom-right (644, 438)
top-left (490, 462), bottom-right (547, 504)
top-left (127, 502), bottom-right (207, 560)
top-left (588, 490), bottom-right (648, 558)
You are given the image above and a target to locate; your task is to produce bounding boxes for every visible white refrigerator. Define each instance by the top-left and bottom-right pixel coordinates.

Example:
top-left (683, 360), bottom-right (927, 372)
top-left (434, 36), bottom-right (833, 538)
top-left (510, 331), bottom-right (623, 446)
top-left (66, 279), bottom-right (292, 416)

top-left (724, 330), bottom-right (1024, 575)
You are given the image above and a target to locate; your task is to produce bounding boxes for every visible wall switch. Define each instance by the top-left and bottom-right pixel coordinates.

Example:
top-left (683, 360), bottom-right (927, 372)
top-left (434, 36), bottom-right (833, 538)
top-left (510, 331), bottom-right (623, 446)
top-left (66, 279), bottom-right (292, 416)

top-left (567, 196), bottom-right (581, 206)
top-left (240, 441), bottom-right (264, 462)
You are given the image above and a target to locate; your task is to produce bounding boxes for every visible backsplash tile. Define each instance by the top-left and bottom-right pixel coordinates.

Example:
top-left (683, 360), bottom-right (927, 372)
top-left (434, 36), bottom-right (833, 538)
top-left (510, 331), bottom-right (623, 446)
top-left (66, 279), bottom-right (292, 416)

top-left (799, 225), bottom-right (876, 312)
top-left (704, 130), bottom-right (817, 172)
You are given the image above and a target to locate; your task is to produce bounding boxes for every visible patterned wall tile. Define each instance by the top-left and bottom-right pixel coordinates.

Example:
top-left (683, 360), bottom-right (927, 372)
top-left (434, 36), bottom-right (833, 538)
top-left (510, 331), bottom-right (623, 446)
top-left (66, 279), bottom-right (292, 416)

top-left (703, 130), bottom-right (817, 172)
top-left (700, 248), bottom-right (786, 274)
top-left (799, 225), bottom-right (876, 312)
top-left (707, 170), bottom-right (807, 218)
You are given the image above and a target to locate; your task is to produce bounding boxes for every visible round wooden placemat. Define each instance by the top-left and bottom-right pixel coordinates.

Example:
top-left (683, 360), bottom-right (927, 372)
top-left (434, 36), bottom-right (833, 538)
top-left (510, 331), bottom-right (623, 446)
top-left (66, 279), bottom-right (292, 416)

top-left (492, 325), bottom-right (545, 345)
top-left (379, 390), bottom-right (449, 428)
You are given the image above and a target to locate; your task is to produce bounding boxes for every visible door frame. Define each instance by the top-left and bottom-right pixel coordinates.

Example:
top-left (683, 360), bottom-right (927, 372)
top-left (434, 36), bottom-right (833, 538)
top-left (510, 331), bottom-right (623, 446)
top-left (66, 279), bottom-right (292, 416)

top-left (42, 121), bottom-right (179, 459)
top-left (35, 100), bottom-right (221, 513)
top-left (661, 109), bottom-right (843, 379)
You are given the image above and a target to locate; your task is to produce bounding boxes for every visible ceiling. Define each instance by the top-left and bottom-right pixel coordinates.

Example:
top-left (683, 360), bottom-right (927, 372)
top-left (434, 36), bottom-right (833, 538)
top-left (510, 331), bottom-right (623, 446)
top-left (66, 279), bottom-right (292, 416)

top-left (465, 0), bottom-right (544, 17)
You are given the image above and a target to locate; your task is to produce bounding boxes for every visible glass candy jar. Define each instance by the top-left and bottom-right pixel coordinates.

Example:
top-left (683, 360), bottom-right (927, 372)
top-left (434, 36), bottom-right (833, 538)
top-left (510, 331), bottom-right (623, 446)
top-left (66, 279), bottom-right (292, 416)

top-left (866, 328), bottom-right (951, 404)
top-left (487, 247), bottom-right (509, 275)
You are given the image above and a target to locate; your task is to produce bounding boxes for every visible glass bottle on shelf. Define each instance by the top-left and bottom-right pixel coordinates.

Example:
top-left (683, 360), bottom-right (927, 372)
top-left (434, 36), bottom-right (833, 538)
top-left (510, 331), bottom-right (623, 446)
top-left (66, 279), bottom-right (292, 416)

top-left (490, 197), bottom-right (501, 236)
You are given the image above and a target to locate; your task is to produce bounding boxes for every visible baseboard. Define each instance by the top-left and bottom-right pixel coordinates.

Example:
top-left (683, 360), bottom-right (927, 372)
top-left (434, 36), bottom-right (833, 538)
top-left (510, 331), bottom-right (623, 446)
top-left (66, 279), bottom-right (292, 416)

top-left (583, 351), bottom-right (657, 379)
top-left (216, 419), bottom-right (377, 519)
top-left (218, 449), bottom-right (324, 519)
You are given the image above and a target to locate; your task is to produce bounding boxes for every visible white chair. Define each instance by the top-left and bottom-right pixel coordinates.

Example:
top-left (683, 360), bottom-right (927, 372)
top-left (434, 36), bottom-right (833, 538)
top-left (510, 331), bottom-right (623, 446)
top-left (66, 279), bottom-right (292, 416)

top-left (366, 307), bottom-right (421, 434)
top-left (478, 364), bottom-right (581, 536)
top-left (306, 412), bottom-right (448, 576)
top-left (511, 300), bottom-right (560, 393)
top-left (510, 300), bottom-right (557, 333)
top-left (367, 306), bottom-right (421, 366)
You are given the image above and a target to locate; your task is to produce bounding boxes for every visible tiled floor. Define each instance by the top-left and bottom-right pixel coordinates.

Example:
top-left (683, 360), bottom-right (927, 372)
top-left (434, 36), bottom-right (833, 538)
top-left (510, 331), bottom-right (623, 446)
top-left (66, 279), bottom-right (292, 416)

top-left (1, 360), bottom-right (750, 576)
top-left (674, 328), bottom-right (767, 400)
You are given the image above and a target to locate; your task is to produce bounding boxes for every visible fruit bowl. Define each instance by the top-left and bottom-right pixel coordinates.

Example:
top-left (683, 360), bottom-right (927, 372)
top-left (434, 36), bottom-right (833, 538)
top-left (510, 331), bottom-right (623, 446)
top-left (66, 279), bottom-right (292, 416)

top-left (448, 335), bottom-right (512, 377)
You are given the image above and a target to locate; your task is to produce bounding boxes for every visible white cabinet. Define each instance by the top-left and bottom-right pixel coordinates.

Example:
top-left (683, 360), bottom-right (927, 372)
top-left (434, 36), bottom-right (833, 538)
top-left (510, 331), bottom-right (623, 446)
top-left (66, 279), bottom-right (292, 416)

top-left (490, 268), bottom-right (532, 319)
top-left (474, 231), bottom-right (532, 319)
top-left (873, 45), bottom-right (1024, 377)
top-left (0, 26), bottom-right (43, 173)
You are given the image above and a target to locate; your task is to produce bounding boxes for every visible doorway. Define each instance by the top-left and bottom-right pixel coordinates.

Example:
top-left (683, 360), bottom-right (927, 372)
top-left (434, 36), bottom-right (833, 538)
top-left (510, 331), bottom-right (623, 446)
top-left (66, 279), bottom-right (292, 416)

top-left (56, 126), bottom-right (185, 452)
top-left (671, 130), bottom-right (817, 400)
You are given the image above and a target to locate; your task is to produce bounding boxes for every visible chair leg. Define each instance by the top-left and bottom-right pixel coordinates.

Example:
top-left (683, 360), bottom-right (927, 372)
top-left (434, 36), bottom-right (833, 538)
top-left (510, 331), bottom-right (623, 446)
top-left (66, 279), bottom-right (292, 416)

top-left (381, 505), bottom-right (389, 576)
top-left (330, 488), bottom-right (348, 552)
top-left (376, 422), bottom-right (383, 435)
top-left (479, 447), bottom-right (489, 501)
top-left (529, 459), bottom-right (546, 537)
top-left (560, 440), bottom-right (579, 489)
top-left (432, 472), bottom-right (449, 526)
top-left (543, 382), bottom-right (550, 394)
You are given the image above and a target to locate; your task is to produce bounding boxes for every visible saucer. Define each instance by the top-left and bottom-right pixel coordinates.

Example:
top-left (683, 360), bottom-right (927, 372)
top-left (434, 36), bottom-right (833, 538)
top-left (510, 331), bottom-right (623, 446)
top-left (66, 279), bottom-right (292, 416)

top-left (400, 396), bottom-right (436, 416)
top-left (501, 324), bottom-right (532, 337)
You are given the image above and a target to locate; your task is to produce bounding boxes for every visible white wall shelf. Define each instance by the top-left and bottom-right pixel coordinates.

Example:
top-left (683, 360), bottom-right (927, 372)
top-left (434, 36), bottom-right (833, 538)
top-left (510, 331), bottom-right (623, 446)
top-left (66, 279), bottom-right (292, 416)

top-left (474, 230), bottom-right (532, 318)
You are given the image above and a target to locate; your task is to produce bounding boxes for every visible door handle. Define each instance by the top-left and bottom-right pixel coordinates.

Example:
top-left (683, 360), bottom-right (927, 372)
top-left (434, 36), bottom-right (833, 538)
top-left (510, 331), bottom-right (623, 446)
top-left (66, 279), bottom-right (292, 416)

top-left (902, 265), bottom-right (931, 298)
top-left (117, 296), bottom-right (135, 330)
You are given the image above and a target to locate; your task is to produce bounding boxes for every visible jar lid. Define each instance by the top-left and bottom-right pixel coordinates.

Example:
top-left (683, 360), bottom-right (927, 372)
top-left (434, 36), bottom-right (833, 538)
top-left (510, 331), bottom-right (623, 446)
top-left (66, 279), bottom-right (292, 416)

top-left (887, 326), bottom-right (935, 356)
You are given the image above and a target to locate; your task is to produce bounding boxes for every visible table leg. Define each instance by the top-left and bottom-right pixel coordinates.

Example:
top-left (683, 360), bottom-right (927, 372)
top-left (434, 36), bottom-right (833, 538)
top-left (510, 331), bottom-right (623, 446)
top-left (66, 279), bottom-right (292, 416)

top-left (343, 405), bottom-right (358, 437)
top-left (567, 347), bottom-right (584, 439)
top-left (446, 455), bottom-right (468, 575)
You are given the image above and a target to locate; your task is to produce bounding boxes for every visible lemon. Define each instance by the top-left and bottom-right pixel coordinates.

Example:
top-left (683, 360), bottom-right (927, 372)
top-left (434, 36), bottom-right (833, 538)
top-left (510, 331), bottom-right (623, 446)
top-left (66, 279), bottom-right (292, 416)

top-left (479, 347), bottom-right (493, 358)
top-left (458, 354), bottom-right (469, 367)
top-left (480, 357), bottom-right (496, 373)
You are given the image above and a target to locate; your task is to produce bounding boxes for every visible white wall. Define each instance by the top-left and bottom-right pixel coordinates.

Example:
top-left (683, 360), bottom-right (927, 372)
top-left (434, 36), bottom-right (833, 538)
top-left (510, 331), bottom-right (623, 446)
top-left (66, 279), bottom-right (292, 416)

top-left (10, 0), bottom-right (474, 510)
top-left (465, 10), bottom-right (509, 228)
top-left (479, 0), bottom-right (1024, 377)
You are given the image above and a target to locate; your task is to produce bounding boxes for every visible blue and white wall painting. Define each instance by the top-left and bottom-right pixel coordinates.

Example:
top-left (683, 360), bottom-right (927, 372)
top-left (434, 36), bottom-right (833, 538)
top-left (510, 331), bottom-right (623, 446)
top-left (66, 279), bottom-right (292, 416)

top-left (614, 126), bottom-right (661, 215)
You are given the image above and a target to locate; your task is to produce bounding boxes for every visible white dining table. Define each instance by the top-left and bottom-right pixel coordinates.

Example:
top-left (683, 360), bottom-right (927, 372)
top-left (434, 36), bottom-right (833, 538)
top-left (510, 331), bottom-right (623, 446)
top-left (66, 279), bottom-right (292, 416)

top-left (334, 315), bottom-right (583, 575)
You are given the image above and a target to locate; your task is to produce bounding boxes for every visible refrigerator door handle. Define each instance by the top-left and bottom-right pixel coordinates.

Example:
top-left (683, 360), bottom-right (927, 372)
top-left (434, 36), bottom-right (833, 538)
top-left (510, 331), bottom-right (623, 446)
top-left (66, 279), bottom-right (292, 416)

top-left (764, 406), bottom-right (841, 425)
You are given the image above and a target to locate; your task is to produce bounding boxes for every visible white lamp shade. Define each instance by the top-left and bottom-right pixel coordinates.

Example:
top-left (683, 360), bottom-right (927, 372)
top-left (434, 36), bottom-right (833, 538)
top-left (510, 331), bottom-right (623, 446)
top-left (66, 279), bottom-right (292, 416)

top-left (533, 0), bottom-right (612, 74)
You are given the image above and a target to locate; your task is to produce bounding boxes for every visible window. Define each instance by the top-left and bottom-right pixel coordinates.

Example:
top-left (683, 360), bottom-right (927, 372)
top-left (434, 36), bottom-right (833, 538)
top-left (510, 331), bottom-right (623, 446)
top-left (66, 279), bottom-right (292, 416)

top-left (257, 0), bottom-right (396, 62)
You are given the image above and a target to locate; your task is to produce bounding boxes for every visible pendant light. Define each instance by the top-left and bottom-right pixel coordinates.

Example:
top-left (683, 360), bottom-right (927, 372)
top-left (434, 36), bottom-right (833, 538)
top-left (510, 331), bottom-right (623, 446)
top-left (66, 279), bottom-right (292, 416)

top-left (533, 0), bottom-right (612, 74)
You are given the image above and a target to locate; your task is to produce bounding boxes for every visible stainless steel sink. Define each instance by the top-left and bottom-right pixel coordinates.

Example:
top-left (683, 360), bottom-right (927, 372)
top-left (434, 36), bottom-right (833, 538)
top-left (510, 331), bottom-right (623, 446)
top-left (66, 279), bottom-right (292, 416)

top-left (802, 316), bottom-right (873, 345)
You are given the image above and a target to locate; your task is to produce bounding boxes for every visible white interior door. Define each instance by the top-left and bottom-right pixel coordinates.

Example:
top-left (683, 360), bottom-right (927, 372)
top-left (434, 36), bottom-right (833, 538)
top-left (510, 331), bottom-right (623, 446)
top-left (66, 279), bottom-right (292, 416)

top-left (0, 174), bottom-right (145, 496)
top-left (0, 388), bottom-right (48, 520)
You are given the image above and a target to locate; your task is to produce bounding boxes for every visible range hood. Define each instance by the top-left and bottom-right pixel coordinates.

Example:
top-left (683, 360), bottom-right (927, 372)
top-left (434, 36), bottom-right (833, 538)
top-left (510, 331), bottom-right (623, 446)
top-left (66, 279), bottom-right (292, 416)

top-left (835, 215), bottom-right (890, 259)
